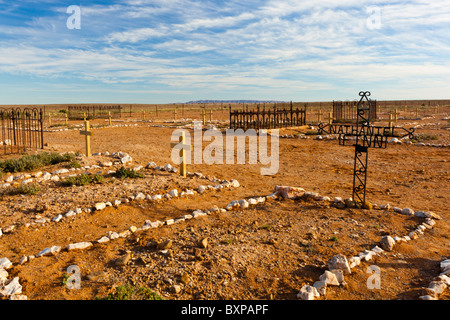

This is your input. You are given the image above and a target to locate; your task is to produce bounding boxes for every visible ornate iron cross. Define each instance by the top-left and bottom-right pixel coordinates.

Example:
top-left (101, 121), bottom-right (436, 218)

top-left (318, 91), bottom-right (415, 204)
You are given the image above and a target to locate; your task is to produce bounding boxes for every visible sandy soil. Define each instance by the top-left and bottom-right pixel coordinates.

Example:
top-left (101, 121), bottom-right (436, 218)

top-left (0, 108), bottom-right (449, 301)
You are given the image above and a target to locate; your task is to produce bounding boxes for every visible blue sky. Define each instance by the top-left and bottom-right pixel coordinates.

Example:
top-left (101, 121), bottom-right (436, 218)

top-left (0, 0), bottom-right (449, 104)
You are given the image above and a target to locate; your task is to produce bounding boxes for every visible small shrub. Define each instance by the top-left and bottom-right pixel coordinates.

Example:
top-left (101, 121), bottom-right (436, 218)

top-left (114, 166), bottom-right (145, 179)
top-left (61, 174), bottom-right (104, 187)
top-left (99, 285), bottom-right (163, 300)
top-left (69, 161), bottom-right (82, 169)
top-left (411, 133), bottom-right (439, 143)
top-left (2, 184), bottom-right (41, 196)
top-left (0, 152), bottom-right (75, 173)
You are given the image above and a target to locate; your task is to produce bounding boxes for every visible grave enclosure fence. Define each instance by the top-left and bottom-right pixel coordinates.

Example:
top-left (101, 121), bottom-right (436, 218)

top-left (229, 103), bottom-right (307, 130)
top-left (0, 107), bottom-right (44, 155)
top-left (333, 99), bottom-right (377, 122)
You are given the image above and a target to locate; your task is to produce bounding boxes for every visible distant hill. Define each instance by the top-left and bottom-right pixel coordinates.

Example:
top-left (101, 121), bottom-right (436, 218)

top-left (185, 100), bottom-right (287, 104)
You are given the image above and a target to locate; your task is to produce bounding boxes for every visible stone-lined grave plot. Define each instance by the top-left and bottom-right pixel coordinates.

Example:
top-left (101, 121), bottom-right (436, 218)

top-left (0, 151), bottom-right (241, 237)
top-left (2, 183), bottom-right (446, 300)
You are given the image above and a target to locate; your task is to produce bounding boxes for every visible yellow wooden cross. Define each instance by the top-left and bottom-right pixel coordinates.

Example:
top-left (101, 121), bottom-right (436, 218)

top-left (209, 109), bottom-right (212, 122)
top-left (388, 113), bottom-right (393, 128)
top-left (80, 120), bottom-right (93, 157)
top-left (202, 109), bottom-right (206, 125)
top-left (326, 111), bottom-right (333, 125)
top-left (317, 108), bottom-right (322, 122)
top-left (394, 108), bottom-right (400, 122)
top-left (174, 109), bottom-right (177, 121)
top-left (49, 113), bottom-right (52, 126)
top-left (108, 112), bottom-right (112, 126)
top-left (65, 114), bottom-right (68, 126)
top-left (170, 131), bottom-right (192, 177)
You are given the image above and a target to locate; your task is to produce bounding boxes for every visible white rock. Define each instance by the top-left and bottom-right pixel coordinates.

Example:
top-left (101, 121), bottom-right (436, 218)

top-left (168, 189), bottom-right (178, 197)
top-left (145, 162), bottom-right (156, 169)
top-left (419, 295), bottom-right (437, 300)
top-left (152, 194), bottom-right (162, 201)
top-left (113, 199), bottom-right (121, 206)
top-left (313, 280), bottom-right (327, 295)
top-left (330, 269), bottom-right (345, 284)
top-left (247, 198), bottom-right (258, 205)
top-left (348, 256), bottom-right (361, 268)
top-left (328, 254), bottom-right (351, 274)
top-left (65, 210), bottom-right (76, 217)
top-left (120, 155), bottom-right (133, 164)
top-left (441, 260), bottom-right (450, 273)
top-left (319, 270), bottom-right (340, 286)
top-left (371, 245), bottom-right (384, 254)
top-left (428, 281), bottom-right (447, 295)
top-left (380, 236), bottom-right (395, 251)
top-left (192, 210), bottom-right (207, 218)
top-left (36, 246), bottom-right (61, 257)
top-left (19, 256), bottom-right (28, 265)
top-left (163, 164), bottom-right (173, 171)
top-left (97, 236), bottom-right (110, 243)
top-left (9, 294), bottom-right (28, 300)
top-left (297, 285), bottom-right (320, 300)
top-left (165, 219), bottom-right (174, 225)
top-left (52, 214), bottom-right (63, 222)
top-left (424, 211), bottom-right (442, 220)
top-left (0, 257), bottom-right (12, 269)
top-left (393, 207), bottom-right (402, 213)
top-left (21, 178), bottom-right (33, 185)
top-left (135, 192), bottom-right (146, 200)
top-left (238, 199), bottom-right (249, 209)
top-left (52, 169), bottom-right (69, 175)
top-left (0, 277), bottom-right (22, 297)
top-left (41, 172), bottom-right (51, 181)
top-left (50, 175), bottom-right (60, 182)
top-left (5, 175), bottom-right (14, 182)
top-left (358, 250), bottom-right (376, 261)
top-left (197, 185), bottom-right (207, 194)
top-left (230, 180), bottom-right (240, 188)
top-left (0, 268), bottom-right (8, 281)
top-left (437, 274), bottom-right (450, 286)
top-left (67, 242), bottom-right (93, 251)
top-left (101, 161), bottom-right (113, 167)
top-left (107, 231), bottom-right (120, 240)
top-left (226, 200), bottom-right (239, 210)
top-left (401, 208), bottom-right (414, 216)
top-left (94, 202), bottom-right (107, 211)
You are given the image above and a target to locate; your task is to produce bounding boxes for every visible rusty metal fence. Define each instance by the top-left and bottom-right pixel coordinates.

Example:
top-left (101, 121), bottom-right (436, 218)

top-left (230, 103), bottom-right (307, 130)
top-left (333, 100), bottom-right (377, 122)
top-left (0, 108), bottom-right (44, 154)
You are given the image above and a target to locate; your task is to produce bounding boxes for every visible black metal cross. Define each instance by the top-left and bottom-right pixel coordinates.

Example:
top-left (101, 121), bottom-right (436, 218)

top-left (318, 91), bottom-right (415, 205)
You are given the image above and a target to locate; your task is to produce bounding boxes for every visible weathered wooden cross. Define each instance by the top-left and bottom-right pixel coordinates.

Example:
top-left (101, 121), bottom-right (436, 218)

top-left (170, 131), bottom-right (193, 177)
top-left (318, 91), bottom-right (415, 205)
top-left (80, 120), bottom-right (93, 157)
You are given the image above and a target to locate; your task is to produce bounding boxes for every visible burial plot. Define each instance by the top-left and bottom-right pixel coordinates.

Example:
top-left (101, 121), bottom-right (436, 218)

top-left (318, 91), bottom-right (415, 204)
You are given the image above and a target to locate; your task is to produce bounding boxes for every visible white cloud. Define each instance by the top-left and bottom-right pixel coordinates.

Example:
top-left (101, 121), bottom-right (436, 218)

top-left (1, 0), bottom-right (450, 102)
